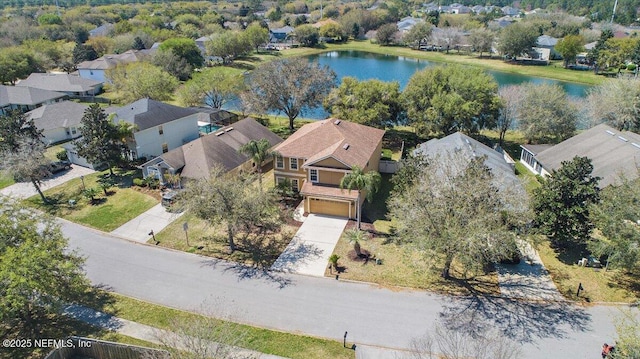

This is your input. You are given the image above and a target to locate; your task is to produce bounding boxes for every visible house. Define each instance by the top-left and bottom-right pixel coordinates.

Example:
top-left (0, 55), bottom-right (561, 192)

top-left (501, 6), bottom-right (521, 16)
top-left (141, 117), bottom-right (283, 183)
top-left (17, 73), bottom-right (103, 97)
top-left (269, 26), bottom-right (294, 43)
top-left (413, 132), bottom-right (520, 190)
top-left (536, 35), bottom-right (559, 49)
top-left (0, 85), bottom-right (67, 115)
top-left (397, 16), bottom-right (425, 33)
top-left (273, 119), bottom-right (385, 219)
top-left (449, 3), bottom-right (471, 14)
top-left (519, 124), bottom-right (640, 187)
top-left (76, 50), bottom-right (151, 82)
top-left (110, 99), bottom-right (201, 160)
top-left (88, 23), bottom-right (114, 37)
top-left (25, 101), bottom-right (88, 145)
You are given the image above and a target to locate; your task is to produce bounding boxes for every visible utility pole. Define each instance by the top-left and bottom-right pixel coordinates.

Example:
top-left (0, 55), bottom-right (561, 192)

top-left (611, 0), bottom-right (619, 23)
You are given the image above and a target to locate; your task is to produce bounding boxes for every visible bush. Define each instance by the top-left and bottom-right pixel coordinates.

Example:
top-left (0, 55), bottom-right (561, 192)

top-left (133, 178), bottom-right (145, 187)
top-left (56, 150), bottom-right (69, 161)
top-left (144, 176), bottom-right (159, 189)
top-left (627, 64), bottom-right (637, 71)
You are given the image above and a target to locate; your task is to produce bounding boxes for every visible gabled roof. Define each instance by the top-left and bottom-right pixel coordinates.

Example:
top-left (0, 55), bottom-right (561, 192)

top-left (153, 118), bottom-right (283, 179)
top-left (274, 119), bottom-right (385, 169)
top-left (413, 132), bottom-right (520, 190)
top-left (25, 101), bottom-right (88, 131)
top-left (536, 35), bottom-right (559, 47)
top-left (0, 85), bottom-right (66, 107)
top-left (76, 50), bottom-right (148, 70)
top-left (270, 26), bottom-right (294, 34)
top-left (89, 23), bottom-right (114, 37)
top-left (111, 99), bottom-right (198, 131)
top-left (17, 73), bottom-right (103, 93)
top-left (535, 124), bottom-right (640, 187)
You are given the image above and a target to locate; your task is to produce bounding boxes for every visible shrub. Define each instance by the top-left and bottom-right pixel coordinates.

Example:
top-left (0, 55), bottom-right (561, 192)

top-left (133, 178), bottom-right (145, 187)
top-left (56, 150), bottom-right (69, 161)
top-left (627, 64), bottom-right (637, 71)
top-left (144, 177), bottom-right (160, 189)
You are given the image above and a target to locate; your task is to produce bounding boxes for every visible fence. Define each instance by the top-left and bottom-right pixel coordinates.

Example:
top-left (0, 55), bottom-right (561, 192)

top-left (45, 337), bottom-right (168, 359)
top-left (379, 160), bottom-right (400, 174)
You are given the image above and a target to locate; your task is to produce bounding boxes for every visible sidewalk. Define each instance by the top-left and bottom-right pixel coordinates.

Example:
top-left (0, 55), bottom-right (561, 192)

top-left (495, 240), bottom-right (564, 301)
top-left (64, 304), bottom-right (287, 359)
top-left (111, 203), bottom-right (184, 243)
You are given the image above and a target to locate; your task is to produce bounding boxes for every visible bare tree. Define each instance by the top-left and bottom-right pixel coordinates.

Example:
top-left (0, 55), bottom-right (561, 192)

top-left (496, 85), bottom-right (524, 145)
top-left (142, 306), bottom-right (257, 359)
top-left (586, 77), bottom-right (640, 131)
top-left (431, 27), bottom-right (463, 53)
top-left (409, 323), bottom-right (521, 359)
top-left (3, 138), bottom-right (51, 203)
top-left (242, 58), bottom-right (336, 132)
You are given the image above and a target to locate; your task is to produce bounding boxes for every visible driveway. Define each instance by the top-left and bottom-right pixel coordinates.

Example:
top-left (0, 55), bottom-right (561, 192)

top-left (0, 165), bottom-right (95, 199)
top-left (271, 214), bottom-right (348, 276)
top-left (111, 204), bottom-right (184, 243)
top-left (496, 240), bottom-right (564, 301)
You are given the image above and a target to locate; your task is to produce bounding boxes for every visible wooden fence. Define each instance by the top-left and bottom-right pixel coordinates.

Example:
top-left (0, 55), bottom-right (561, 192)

top-left (45, 337), bottom-right (168, 359)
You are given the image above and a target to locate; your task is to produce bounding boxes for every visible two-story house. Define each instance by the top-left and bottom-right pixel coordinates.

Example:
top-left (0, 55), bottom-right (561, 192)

top-left (110, 99), bottom-right (201, 160)
top-left (273, 119), bottom-right (385, 219)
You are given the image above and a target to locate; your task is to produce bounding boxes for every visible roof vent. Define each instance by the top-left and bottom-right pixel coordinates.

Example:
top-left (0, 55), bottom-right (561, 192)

top-left (334, 119), bottom-right (341, 125)
top-left (632, 143), bottom-right (640, 149)
top-left (343, 143), bottom-right (350, 150)
top-left (619, 136), bottom-right (629, 142)
top-left (215, 131), bottom-right (224, 136)
top-left (606, 130), bottom-right (616, 136)
top-left (224, 127), bottom-right (233, 132)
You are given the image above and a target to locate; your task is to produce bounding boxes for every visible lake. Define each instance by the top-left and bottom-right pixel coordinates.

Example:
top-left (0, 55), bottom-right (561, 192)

top-left (299, 50), bottom-right (591, 119)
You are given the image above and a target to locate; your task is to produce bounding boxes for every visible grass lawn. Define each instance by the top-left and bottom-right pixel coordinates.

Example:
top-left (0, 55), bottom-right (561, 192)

top-left (95, 293), bottom-right (353, 359)
top-left (155, 211), bottom-right (300, 268)
top-left (44, 142), bottom-right (68, 161)
top-left (24, 169), bottom-right (158, 232)
top-left (0, 171), bottom-right (15, 189)
top-left (282, 40), bottom-right (604, 85)
top-left (536, 238), bottom-right (640, 303)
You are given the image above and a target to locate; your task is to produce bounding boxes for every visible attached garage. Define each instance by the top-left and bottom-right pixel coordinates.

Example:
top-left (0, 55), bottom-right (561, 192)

top-left (307, 197), bottom-right (353, 218)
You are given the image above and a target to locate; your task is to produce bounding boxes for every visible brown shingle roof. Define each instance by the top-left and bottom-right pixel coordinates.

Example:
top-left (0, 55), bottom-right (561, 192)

top-left (300, 182), bottom-right (359, 200)
top-left (274, 119), bottom-right (385, 169)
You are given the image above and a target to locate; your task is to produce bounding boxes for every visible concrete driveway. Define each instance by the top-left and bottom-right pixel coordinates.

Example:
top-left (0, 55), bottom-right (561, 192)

top-left (496, 240), bottom-right (564, 301)
top-left (111, 204), bottom-right (184, 243)
top-left (0, 165), bottom-right (95, 199)
top-left (271, 214), bottom-right (348, 276)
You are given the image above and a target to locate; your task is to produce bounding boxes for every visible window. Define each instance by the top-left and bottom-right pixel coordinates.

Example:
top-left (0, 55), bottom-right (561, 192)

top-left (158, 125), bottom-right (164, 135)
top-left (71, 127), bottom-right (77, 135)
top-left (276, 156), bottom-right (284, 169)
top-left (162, 143), bottom-right (168, 153)
top-left (310, 169), bottom-right (318, 183)
top-left (276, 177), bottom-right (285, 185)
top-left (291, 179), bottom-right (299, 191)
top-left (290, 158), bottom-right (298, 170)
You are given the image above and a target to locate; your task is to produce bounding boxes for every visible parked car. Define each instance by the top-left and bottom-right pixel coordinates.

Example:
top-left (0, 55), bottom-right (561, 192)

top-left (48, 161), bottom-right (71, 174)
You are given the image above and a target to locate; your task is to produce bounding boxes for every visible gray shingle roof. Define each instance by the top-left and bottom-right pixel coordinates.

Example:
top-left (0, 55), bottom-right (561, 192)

top-left (413, 132), bottom-right (520, 191)
top-left (153, 117), bottom-right (283, 179)
top-left (17, 73), bottom-right (102, 93)
top-left (0, 85), bottom-right (66, 107)
top-left (535, 124), bottom-right (640, 187)
top-left (25, 101), bottom-right (88, 131)
top-left (76, 50), bottom-right (148, 70)
top-left (111, 99), bottom-right (199, 131)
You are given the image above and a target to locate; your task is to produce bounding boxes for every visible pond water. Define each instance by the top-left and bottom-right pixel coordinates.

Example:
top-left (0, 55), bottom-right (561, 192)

top-left (227, 50), bottom-right (592, 120)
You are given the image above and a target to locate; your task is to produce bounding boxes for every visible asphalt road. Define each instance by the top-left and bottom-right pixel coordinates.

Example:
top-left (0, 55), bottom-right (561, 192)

top-left (63, 219), bottom-right (625, 359)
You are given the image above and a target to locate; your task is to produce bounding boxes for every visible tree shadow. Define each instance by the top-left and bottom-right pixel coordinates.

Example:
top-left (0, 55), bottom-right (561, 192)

top-left (439, 292), bottom-right (591, 343)
top-left (199, 257), bottom-right (294, 289)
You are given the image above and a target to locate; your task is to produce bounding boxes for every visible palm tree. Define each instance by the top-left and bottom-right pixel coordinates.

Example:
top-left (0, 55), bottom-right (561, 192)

top-left (238, 138), bottom-right (277, 192)
top-left (344, 229), bottom-right (367, 258)
top-left (339, 166), bottom-right (381, 230)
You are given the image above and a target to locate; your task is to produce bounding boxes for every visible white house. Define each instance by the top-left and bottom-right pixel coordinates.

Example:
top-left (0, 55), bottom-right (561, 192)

top-left (76, 50), bottom-right (150, 83)
top-left (25, 101), bottom-right (88, 145)
top-left (110, 99), bottom-right (201, 160)
top-left (17, 73), bottom-right (103, 97)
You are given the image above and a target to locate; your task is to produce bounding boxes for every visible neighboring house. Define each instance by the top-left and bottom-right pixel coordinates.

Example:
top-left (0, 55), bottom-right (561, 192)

top-left (17, 73), bottom-right (103, 97)
top-left (0, 85), bottom-right (67, 115)
top-left (519, 124), bottom-right (640, 187)
top-left (273, 119), bottom-right (385, 219)
top-left (110, 99), bottom-right (201, 160)
top-left (88, 23), bottom-right (114, 37)
top-left (141, 117), bottom-right (283, 183)
top-left (76, 50), bottom-right (152, 82)
top-left (269, 26), bottom-right (294, 43)
top-left (397, 16), bottom-right (425, 33)
top-left (534, 35), bottom-right (559, 60)
top-left (413, 132), bottom-right (520, 190)
top-left (502, 6), bottom-right (521, 16)
top-left (449, 3), bottom-right (471, 14)
top-left (25, 101), bottom-right (88, 145)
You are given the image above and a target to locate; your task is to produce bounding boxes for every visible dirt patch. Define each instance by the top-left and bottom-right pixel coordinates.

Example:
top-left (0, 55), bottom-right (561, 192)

top-left (131, 186), bottom-right (163, 201)
top-left (347, 249), bottom-right (372, 263)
